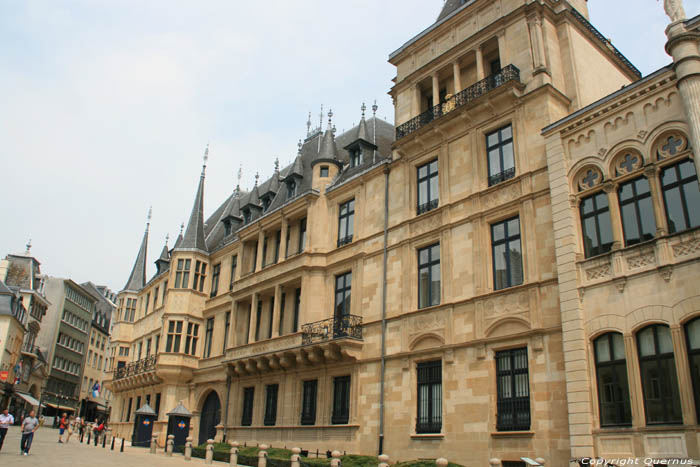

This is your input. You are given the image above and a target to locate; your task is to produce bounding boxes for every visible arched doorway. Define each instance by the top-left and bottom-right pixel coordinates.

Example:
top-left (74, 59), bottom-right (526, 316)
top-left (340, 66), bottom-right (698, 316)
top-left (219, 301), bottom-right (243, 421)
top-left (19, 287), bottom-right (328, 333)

top-left (198, 391), bottom-right (221, 445)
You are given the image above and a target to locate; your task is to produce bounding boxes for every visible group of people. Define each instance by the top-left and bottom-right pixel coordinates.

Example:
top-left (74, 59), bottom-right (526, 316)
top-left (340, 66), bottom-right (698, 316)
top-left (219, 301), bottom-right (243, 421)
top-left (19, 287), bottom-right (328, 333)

top-left (0, 408), bottom-right (108, 455)
top-left (0, 407), bottom-right (40, 455)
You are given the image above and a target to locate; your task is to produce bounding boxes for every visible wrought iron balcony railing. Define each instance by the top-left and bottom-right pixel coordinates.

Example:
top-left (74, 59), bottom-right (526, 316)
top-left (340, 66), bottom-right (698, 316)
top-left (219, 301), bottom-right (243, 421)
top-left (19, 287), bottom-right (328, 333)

top-left (488, 167), bottom-right (516, 187)
top-left (113, 354), bottom-right (157, 380)
top-left (337, 235), bottom-right (353, 248)
top-left (417, 198), bottom-right (439, 216)
top-left (301, 314), bottom-right (362, 345)
top-left (396, 65), bottom-right (521, 140)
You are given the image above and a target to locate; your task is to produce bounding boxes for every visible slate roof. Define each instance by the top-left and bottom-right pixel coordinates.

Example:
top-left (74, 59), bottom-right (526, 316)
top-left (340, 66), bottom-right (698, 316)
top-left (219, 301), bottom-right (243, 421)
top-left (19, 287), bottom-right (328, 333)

top-left (122, 226), bottom-right (149, 293)
top-left (166, 402), bottom-right (193, 417)
top-left (436, 0), bottom-right (473, 23)
top-left (177, 165), bottom-right (208, 253)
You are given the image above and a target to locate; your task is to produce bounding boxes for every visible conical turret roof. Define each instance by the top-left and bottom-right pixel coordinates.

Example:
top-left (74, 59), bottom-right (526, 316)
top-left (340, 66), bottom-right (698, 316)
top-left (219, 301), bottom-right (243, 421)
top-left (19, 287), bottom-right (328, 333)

top-left (122, 210), bottom-right (150, 292)
top-left (176, 148), bottom-right (209, 253)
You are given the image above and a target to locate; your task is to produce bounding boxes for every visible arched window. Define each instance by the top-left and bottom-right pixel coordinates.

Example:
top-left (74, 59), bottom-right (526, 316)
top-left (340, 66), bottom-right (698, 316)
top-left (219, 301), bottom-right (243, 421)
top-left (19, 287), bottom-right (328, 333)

top-left (660, 159), bottom-right (700, 234)
top-left (593, 333), bottom-right (631, 426)
top-left (685, 318), bottom-right (700, 422)
top-left (636, 325), bottom-right (682, 424)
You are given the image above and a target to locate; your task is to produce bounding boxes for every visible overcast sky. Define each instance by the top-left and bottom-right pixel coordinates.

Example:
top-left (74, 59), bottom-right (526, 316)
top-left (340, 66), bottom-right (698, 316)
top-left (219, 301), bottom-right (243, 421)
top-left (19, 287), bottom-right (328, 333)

top-left (1, 0), bottom-right (698, 292)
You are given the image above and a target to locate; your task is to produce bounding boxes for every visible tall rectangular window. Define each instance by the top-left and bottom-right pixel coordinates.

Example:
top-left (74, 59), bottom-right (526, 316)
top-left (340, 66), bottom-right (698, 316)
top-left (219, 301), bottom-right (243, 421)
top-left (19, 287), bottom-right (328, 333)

top-left (594, 333), bottom-right (632, 427)
top-left (417, 159), bottom-right (439, 215)
top-left (223, 311), bottom-right (231, 352)
top-left (153, 287), bottom-right (159, 308)
top-left (619, 177), bottom-right (656, 246)
top-left (203, 318), bottom-right (214, 358)
top-left (293, 288), bottom-right (301, 332)
top-left (418, 244), bottom-right (440, 309)
top-left (264, 384), bottom-right (279, 426)
top-left (298, 218), bottom-right (307, 253)
top-left (267, 297), bottom-right (274, 339)
top-left (496, 347), bottom-right (530, 431)
top-left (685, 318), bottom-right (700, 423)
top-left (155, 393), bottom-right (161, 416)
top-left (193, 261), bottom-right (207, 292)
top-left (300, 380), bottom-right (318, 425)
top-left (155, 334), bottom-right (160, 354)
top-left (145, 293), bottom-right (150, 314)
top-left (229, 255), bottom-right (237, 290)
top-left (174, 259), bottom-right (191, 289)
top-left (255, 300), bottom-right (263, 341)
top-left (274, 231), bottom-right (281, 263)
top-left (487, 125), bottom-right (515, 186)
top-left (210, 264), bottom-right (220, 297)
top-left (165, 320), bottom-right (183, 353)
top-left (146, 338), bottom-right (151, 356)
top-left (262, 237), bottom-right (268, 266)
top-left (332, 375), bottom-right (351, 425)
top-left (241, 387), bottom-right (255, 426)
top-left (184, 323), bottom-right (199, 356)
top-left (337, 199), bottom-right (355, 247)
top-left (637, 325), bottom-right (682, 424)
top-left (162, 281), bottom-right (168, 303)
top-left (126, 397), bottom-right (133, 422)
top-left (416, 360), bottom-right (442, 434)
top-left (335, 272), bottom-right (352, 318)
top-left (491, 217), bottom-right (523, 290)
top-left (278, 293), bottom-right (286, 336)
top-left (580, 192), bottom-right (614, 258)
top-left (661, 159), bottom-right (700, 234)
top-left (251, 242), bottom-right (258, 272)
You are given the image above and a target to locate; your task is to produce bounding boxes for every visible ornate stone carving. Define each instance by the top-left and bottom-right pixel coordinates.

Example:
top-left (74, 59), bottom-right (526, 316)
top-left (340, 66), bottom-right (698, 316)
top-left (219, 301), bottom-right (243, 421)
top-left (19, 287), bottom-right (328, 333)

top-left (626, 252), bottom-right (655, 270)
top-left (586, 264), bottom-right (611, 280)
top-left (577, 166), bottom-right (604, 192)
top-left (481, 182), bottom-right (522, 209)
top-left (483, 291), bottom-right (529, 318)
top-left (673, 238), bottom-right (700, 257)
top-left (659, 265), bottom-right (674, 282)
top-left (664, 0), bottom-right (687, 23)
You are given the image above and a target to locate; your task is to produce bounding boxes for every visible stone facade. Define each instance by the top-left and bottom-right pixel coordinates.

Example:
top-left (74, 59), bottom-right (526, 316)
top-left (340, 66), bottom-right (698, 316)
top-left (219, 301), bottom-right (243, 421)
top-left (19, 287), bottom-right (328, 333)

top-left (105, 1), bottom-right (700, 465)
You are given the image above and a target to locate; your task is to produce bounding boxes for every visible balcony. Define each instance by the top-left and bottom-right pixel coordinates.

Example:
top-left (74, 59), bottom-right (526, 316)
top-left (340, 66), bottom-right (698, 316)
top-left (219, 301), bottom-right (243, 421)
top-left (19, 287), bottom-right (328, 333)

top-left (337, 235), bottom-right (353, 248)
top-left (396, 65), bottom-right (521, 140)
top-left (113, 354), bottom-right (157, 381)
top-left (417, 199), bottom-right (439, 216)
top-left (301, 314), bottom-right (362, 345)
top-left (488, 167), bottom-right (516, 187)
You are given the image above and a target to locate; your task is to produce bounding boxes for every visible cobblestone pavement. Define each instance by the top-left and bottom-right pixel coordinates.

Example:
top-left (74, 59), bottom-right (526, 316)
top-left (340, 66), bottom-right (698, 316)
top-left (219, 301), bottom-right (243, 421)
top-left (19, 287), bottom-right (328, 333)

top-left (0, 426), bottom-right (232, 467)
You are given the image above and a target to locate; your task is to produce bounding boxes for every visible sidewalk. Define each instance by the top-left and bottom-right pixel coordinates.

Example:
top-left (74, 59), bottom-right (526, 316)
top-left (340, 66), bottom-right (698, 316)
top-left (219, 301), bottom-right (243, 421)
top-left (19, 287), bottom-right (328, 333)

top-left (0, 426), bottom-right (241, 467)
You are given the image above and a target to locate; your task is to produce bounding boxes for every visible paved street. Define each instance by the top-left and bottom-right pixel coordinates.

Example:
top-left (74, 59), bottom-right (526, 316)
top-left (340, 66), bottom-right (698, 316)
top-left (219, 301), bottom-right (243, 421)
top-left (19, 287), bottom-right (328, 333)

top-left (0, 427), bottom-right (231, 467)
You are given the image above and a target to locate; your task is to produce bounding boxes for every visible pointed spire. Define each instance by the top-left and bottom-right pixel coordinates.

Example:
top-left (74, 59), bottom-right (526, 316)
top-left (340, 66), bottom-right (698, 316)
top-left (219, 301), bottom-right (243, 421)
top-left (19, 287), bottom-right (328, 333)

top-left (122, 208), bottom-right (150, 292)
top-left (357, 103), bottom-right (370, 142)
top-left (155, 233), bottom-right (171, 275)
top-left (318, 109), bottom-right (340, 161)
top-left (177, 146), bottom-right (209, 253)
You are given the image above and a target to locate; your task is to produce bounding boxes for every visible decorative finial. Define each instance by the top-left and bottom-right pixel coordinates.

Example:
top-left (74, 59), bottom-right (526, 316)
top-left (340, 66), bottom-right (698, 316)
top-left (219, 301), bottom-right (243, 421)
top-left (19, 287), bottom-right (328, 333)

top-left (298, 139), bottom-right (303, 154)
top-left (332, 124), bottom-right (337, 135)
top-left (254, 172), bottom-right (259, 187)
top-left (319, 104), bottom-right (324, 131)
top-left (361, 102), bottom-right (366, 119)
top-left (146, 206), bottom-right (152, 232)
top-left (25, 239), bottom-right (32, 255)
top-left (179, 222), bottom-right (184, 236)
top-left (306, 112), bottom-right (312, 137)
top-left (202, 143), bottom-right (209, 176)
top-left (165, 233), bottom-right (170, 246)
top-left (274, 157), bottom-right (280, 173)
top-left (372, 100), bottom-right (378, 116)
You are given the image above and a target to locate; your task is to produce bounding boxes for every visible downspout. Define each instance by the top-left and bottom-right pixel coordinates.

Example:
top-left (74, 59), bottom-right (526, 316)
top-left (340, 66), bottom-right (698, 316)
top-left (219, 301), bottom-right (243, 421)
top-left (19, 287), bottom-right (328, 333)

top-left (222, 371), bottom-right (232, 442)
top-left (378, 163), bottom-right (390, 455)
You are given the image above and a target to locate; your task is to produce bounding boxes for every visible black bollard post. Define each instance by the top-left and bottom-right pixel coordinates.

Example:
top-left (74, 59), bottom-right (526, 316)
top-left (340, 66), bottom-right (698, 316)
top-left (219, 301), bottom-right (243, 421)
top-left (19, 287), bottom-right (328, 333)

top-left (102, 434), bottom-right (106, 448)
top-left (120, 438), bottom-right (125, 452)
top-left (111, 436), bottom-right (115, 450)
top-left (95, 433), bottom-right (99, 446)
top-left (87, 431), bottom-right (91, 445)
top-left (80, 432), bottom-right (84, 443)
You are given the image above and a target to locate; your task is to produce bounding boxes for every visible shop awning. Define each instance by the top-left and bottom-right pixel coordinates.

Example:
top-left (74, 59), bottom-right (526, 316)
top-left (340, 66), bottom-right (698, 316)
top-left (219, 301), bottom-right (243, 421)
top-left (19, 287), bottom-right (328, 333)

top-left (15, 392), bottom-right (40, 407)
top-left (45, 403), bottom-right (76, 412)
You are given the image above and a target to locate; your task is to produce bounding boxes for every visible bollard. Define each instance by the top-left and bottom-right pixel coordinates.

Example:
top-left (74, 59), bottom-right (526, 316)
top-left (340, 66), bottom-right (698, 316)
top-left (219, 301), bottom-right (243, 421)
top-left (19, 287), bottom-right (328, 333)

top-left (111, 436), bottom-right (115, 450)
top-left (102, 433), bottom-right (107, 448)
top-left (150, 433), bottom-right (158, 454)
top-left (166, 434), bottom-right (175, 457)
top-left (229, 441), bottom-right (239, 467)
top-left (205, 439), bottom-right (215, 465)
top-left (80, 431), bottom-right (84, 443)
top-left (535, 458), bottom-right (545, 466)
top-left (330, 450), bottom-right (342, 467)
top-left (258, 444), bottom-right (269, 467)
top-left (87, 431), bottom-right (92, 445)
top-left (378, 454), bottom-right (390, 467)
top-left (436, 458), bottom-right (449, 467)
top-left (291, 447), bottom-right (301, 467)
top-left (185, 437), bottom-right (193, 461)
top-left (120, 438), bottom-right (125, 452)
top-left (95, 431), bottom-right (99, 446)
top-left (489, 459), bottom-right (501, 467)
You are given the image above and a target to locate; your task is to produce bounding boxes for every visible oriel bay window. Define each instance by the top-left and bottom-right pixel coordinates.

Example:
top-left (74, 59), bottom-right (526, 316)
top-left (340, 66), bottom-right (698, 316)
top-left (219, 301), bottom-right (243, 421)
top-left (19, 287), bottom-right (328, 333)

top-left (685, 318), bottom-right (700, 422)
top-left (637, 324), bottom-right (682, 424)
top-left (487, 125), bottom-right (515, 186)
top-left (337, 199), bottom-right (355, 247)
top-left (264, 384), bottom-right (278, 426)
top-left (580, 192), bottom-right (614, 258)
top-left (496, 347), bottom-right (530, 431)
top-left (594, 333), bottom-right (631, 427)
top-left (301, 379), bottom-right (318, 425)
top-left (165, 320), bottom-right (183, 353)
top-left (193, 260), bottom-right (207, 292)
top-left (332, 375), bottom-right (351, 425)
top-left (418, 243), bottom-right (440, 309)
top-left (174, 259), bottom-right (191, 288)
top-left (416, 360), bottom-right (442, 434)
top-left (660, 159), bottom-right (700, 234)
top-left (184, 322), bottom-right (199, 356)
top-left (619, 177), bottom-right (656, 246)
top-left (241, 387), bottom-right (254, 426)
top-left (491, 217), bottom-right (523, 290)
top-left (417, 159), bottom-right (439, 215)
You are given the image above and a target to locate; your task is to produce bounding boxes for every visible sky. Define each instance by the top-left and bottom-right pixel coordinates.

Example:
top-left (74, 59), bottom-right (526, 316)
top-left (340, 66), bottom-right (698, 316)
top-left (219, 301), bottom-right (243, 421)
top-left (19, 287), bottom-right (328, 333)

top-left (1, 0), bottom-right (699, 292)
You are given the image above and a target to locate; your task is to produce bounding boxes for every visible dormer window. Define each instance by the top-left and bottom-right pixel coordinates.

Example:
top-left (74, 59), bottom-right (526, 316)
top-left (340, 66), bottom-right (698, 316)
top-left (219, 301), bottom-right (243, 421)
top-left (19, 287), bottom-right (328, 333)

top-left (287, 180), bottom-right (297, 200)
top-left (243, 208), bottom-right (252, 224)
top-left (223, 219), bottom-right (232, 236)
top-left (351, 149), bottom-right (362, 168)
top-left (320, 166), bottom-right (329, 178)
top-left (262, 196), bottom-right (272, 212)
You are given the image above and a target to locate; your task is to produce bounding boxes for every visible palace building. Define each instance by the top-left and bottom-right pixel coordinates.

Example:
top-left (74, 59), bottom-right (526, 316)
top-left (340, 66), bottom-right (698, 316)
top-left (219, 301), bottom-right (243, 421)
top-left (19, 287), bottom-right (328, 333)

top-left (105, 1), bottom-right (700, 465)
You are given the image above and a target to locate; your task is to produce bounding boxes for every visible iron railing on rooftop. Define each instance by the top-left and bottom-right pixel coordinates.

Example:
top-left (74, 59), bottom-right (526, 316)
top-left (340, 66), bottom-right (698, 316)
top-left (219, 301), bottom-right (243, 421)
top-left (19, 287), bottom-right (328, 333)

top-left (396, 65), bottom-right (521, 140)
top-left (301, 314), bottom-right (362, 345)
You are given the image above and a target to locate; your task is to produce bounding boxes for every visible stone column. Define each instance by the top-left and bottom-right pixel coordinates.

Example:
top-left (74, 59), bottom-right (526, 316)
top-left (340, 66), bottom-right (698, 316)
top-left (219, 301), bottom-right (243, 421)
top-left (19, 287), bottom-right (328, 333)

top-left (452, 61), bottom-right (462, 93)
top-left (258, 444), bottom-right (268, 467)
top-left (432, 72), bottom-right (440, 107)
top-left (166, 434), bottom-right (174, 457)
top-left (476, 46), bottom-right (485, 81)
top-left (256, 230), bottom-right (265, 271)
top-left (644, 165), bottom-right (668, 236)
top-left (205, 439), bottom-right (215, 464)
top-left (666, 19), bottom-right (700, 181)
top-left (249, 293), bottom-right (259, 343)
top-left (185, 437), bottom-right (193, 460)
top-left (229, 441), bottom-right (239, 467)
top-left (271, 285), bottom-right (282, 338)
top-left (291, 447), bottom-right (301, 467)
top-left (279, 218), bottom-right (289, 261)
top-left (603, 182), bottom-right (624, 250)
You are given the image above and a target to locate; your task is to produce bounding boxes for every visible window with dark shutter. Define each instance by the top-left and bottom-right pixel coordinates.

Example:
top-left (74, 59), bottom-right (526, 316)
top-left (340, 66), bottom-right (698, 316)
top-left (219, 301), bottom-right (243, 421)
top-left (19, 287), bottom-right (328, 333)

top-left (300, 380), bottom-right (317, 425)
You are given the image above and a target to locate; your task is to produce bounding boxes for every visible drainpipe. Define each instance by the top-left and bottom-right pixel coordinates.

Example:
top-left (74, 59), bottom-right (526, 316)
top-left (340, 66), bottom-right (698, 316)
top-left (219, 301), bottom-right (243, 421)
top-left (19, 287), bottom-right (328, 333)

top-left (378, 164), bottom-right (390, 456)
top-left (223, 372), bottom-right (232, 442)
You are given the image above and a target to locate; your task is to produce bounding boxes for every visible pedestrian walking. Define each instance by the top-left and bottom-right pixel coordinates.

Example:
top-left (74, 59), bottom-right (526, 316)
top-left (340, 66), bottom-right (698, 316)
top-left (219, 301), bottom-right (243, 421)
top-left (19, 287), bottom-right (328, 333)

top-left (78, 417), bottom-right (85, 439)
top-left (57, 412), bottom-right (68, 443)
top-left (20, 410), bottom-right (39, 456)
top-left (0, 408), bottom-right (15, 451)
top-left (65, 415), bottom-right (75, 443)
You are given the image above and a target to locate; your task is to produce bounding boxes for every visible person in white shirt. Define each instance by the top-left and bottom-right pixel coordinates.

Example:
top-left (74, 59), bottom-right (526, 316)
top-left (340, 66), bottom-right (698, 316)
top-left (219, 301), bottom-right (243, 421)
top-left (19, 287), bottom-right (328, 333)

top-left (0, 408), bottom-right (15, 451)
